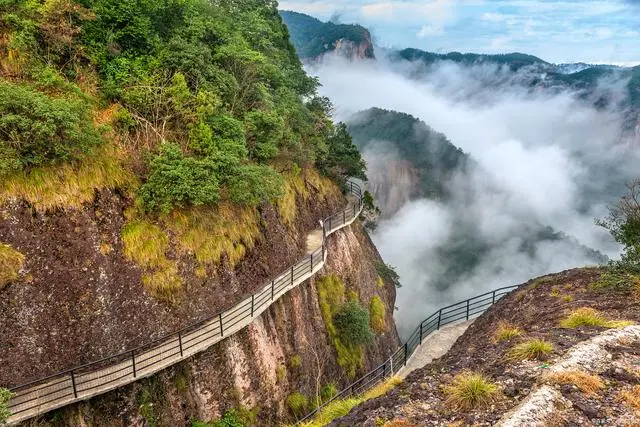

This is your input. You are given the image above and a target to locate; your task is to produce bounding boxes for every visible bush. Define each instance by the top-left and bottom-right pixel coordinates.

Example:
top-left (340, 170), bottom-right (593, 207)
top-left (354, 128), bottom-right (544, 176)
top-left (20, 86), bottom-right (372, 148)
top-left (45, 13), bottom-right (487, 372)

top-left (0, 243), bottom-right (24, 290)
top-left (443, 372), bottom-right (499, 410)
top-left (333, 300), bottom-right (374, 346)
top-left (290, 354), bottom-right (302, 368)
top-left (375, 262), bottom-right (402, 288)
top-left (507, 339), bottom-right (553, 361)
top-left (320, 383), bottom-right (338, 402)
top-left (0, 81), bottom-right (102, 177)
top-left (0, 388), bottom-right (13, 424)
top-left (139, 143), bottom-right (221, 213)
top-left (226, 164), bottom-right (284, 206)
top-left (369, 296), bottom-right (386, 332)
top-left (287, 392), bottom-right (308, 418)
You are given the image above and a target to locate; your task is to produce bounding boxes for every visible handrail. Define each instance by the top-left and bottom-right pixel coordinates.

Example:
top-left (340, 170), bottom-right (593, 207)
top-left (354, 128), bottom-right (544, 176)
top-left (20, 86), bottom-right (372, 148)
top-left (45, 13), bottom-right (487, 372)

top-left (3, 180), bottom-right (364, 426)
top-left (298, 283), bottom-right (522, 424)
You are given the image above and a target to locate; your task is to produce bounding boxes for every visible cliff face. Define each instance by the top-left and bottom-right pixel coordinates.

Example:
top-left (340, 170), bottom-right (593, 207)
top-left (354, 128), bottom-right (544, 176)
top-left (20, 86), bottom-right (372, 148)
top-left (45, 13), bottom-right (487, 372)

top-left (330, 35), bottom-right (375, 61)
top-left (1, 176), bottom-right (399, 425)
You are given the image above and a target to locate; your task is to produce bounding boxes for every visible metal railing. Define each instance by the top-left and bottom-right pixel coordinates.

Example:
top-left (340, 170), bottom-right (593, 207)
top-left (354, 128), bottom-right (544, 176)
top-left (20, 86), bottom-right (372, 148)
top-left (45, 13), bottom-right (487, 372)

top-left (298, 284), bottom-right (521, 423)
top-left (3, 181), bottom-right (364, 426)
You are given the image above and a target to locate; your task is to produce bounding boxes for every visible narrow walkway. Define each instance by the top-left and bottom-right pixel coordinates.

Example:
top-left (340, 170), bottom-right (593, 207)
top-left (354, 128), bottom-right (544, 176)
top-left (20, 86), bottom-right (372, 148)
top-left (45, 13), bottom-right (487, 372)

top-left (306, 228), bottom-right (324, 254)
top-left (397, 320), bottom-right (473, 379)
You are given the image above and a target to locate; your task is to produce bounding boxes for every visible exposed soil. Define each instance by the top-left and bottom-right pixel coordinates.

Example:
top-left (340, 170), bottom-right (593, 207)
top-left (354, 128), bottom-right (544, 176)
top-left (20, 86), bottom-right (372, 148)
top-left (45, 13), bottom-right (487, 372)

top-left (333, 267), bottom-right (640, 426)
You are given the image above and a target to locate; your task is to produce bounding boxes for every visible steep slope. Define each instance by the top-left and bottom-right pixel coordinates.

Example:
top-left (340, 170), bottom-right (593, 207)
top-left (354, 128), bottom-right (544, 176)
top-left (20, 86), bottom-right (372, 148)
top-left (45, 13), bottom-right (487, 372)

top-left (280, 11), bottom-right (374, 61)
top-left (0, 0), bottom-right (398, 425)
top-left (332, 268), bottom-right (640, 426)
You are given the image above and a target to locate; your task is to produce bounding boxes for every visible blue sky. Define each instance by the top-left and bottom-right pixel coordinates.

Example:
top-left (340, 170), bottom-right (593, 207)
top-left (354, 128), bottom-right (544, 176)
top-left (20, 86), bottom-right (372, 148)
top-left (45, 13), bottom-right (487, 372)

top-left (278, 0), bottom-right (640, 65)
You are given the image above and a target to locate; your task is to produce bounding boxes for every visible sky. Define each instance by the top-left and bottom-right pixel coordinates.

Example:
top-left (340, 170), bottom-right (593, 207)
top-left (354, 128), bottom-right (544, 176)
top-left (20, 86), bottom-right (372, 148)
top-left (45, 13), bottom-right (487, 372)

top-left (279, 0), bottom-right (640, 65)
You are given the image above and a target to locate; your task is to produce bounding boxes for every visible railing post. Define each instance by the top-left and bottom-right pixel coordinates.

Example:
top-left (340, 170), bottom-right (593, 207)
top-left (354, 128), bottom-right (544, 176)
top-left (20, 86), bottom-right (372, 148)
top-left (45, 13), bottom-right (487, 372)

top-left (437, 310), bottom-right (442, 329)
top-left (271, 280), bottom-right (274, 300)
top-left (343, 210), bottom-right (346, 224)
top-left (403, 343), bottom-right (408, 366)
top-left (419, 322), bottom-right (423, 344)
top-left (291, 266), bottom-right (294, 284)
top-left (131, 350), bottom-right (137, 377)
top-left (310, 253), bottom-right (313, 272)
top-left (466, 299), bottom-right (470, 320)
top-left (71, 371), bottom-right (78, 398)
top-left (251, 294), bottom-right (255, 317)
top-left (219, 313), bottom-right (224, 337)
top-left (178, 333), bottom-right (183, 358)
top-left (492, 290), bottom-right (496, 305)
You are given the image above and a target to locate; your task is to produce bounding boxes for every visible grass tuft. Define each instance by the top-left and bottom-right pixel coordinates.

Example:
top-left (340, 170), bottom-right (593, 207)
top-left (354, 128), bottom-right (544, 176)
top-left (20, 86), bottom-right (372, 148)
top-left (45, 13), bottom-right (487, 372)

top-left (122, 220), bottom-right (183, 302)
top-left (545, 370), bottom-right (605, 395)
top-left (621, 385), bottom-right (640, 412)
top-left (443, 372), bottom-right (500, 410)
top-left (287, 392), bottom-right (308, 418)
top-left (493, 322), bottom-right (522, 343)
top-left (369, 295), bottom-right (386, 333)
top-left (0, 242), bottom-right (24, 290)
top-left (560, 307), bottom-right (634, 329)
top-left (507, 339), bottom-right (553, 361)
top-left (0, 144), bottom-right (134, 211)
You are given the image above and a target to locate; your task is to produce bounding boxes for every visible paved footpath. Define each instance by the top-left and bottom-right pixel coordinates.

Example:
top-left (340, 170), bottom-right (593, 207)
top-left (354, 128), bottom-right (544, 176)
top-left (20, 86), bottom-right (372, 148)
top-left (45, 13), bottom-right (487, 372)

top-left (397, 320), bottom-right (474, 379)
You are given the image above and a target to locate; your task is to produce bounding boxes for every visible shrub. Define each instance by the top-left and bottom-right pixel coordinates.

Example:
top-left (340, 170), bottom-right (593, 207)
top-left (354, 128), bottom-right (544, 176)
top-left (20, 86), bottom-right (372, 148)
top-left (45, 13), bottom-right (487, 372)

top-left (443, 372), bottom-right (499, 410)
top-left (507, 339), bottom-right (553, 361)
top-left (320, 383), bottom-right (338, 402)
top-left (334, 300), bottom-right (374, 346)
top-left (560, 307), bottom-right (634, 329)
top-left (287, 392), bottom-right (308, 418)
top-left (139, 143), bottom-right (221, 213)
top-left (0, 81), bottom-right (102, 177)
top-left (0, 243), bottom-right (24, 290)
top-left (375, 262), bottom-right (402, 288)
top-left (0, 388), bottom-right (13, 424)
top-left (369, 296), bottom-right (386, 332)
top-left (493, 322), bottom-right (522, 343)
top-left (290, 355), bottom-right (302, 368)
top-left (545, 370), bottom-right (604, 395)
top-left (226, 164), bottom-right (284, 206)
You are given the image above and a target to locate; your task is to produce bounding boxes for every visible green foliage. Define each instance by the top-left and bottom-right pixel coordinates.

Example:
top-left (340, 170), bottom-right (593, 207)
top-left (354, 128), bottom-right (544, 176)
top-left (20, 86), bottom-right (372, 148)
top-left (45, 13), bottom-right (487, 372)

top-left (598, 180), bottom-right (640, 268)
top-left (395, 48), bottom-right (546, 71)
top-left (287, 392), bottom-right (308, 418)
top-left (369, 295), bottom-right (386, 333)
top-left (140, 143), bottom-right (221, 213)
top-left (318, 123), bottom-right (366, 184)
top-left (375, 262), bottom-right (402, 288)
top-left (333, 300), bottom-right (374, 346)
top-left (191, 408), bottom-right (252, 427)
top-left (0, 81), bottom-right (101, 177)
top-left (320, 383), bottom-right (338, 402)
top-left (280, 11), bottom-right (374, 59)
top-left (290, 354), bottom-right (302, 368)
top-left (0, 388), bottom-right (13, 424)
top-left (507, 339), bottom-right (553, 361)
top-left (226, 164), bottom-right (284, 206)
top-left (560, 307), bottom-right (634, 329)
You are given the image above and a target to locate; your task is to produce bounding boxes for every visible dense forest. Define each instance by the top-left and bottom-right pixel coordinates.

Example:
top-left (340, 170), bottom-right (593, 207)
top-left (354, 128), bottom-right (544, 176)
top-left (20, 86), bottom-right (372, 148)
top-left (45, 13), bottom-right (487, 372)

top-left (392, 49), bottom-right (548, 72)
top-left (0, 0), bottom-right (365, 215)
top-left (280, 10), bottom-right (373, 60)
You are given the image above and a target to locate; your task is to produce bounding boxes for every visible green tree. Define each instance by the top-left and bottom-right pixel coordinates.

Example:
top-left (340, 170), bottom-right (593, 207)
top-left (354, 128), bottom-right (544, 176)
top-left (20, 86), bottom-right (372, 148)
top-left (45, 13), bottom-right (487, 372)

top-left (319, 123), bottom-right (366, 183)
top-left (333, 300), bottom-right (373, 346)
top-left (598, 179), bottom-right (640, 266)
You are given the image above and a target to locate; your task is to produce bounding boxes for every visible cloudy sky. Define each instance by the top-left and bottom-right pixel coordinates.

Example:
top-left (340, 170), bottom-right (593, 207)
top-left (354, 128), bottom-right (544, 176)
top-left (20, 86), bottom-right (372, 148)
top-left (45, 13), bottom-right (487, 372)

top-left (279, 0), bottom-right (640, 65)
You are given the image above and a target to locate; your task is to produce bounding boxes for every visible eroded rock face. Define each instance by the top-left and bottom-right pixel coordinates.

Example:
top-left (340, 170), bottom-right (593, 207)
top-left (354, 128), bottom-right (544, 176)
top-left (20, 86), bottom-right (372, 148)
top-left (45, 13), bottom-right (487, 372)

top-left (331, 37), bottom-right (375, 61)
top-left (3, 188), bottom-right (400, 425)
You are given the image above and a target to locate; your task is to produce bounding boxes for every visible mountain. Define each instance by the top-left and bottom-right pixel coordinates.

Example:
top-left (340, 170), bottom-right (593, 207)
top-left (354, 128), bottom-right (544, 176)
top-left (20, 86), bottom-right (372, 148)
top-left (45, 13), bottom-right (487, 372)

top-left (392, 48), bottom-right (549, 72)
top-left (280, 10), bottom-right (375, 60)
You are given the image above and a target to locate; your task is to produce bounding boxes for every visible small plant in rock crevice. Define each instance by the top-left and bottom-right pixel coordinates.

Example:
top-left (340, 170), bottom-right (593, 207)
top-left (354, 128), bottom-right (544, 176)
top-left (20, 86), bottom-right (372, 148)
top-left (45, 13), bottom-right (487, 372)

top-left (443, 372), bottom-right (500, 410)
top-left (507, 339), bottom-right (553, 361)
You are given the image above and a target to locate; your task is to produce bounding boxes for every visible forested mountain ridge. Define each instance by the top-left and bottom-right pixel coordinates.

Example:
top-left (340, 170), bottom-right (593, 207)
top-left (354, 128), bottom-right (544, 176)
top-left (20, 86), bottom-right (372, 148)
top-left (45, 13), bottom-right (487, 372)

top-left (0, 1), bottom-right (401, 425)
top-left (279, 10), bottom-right (374, 60)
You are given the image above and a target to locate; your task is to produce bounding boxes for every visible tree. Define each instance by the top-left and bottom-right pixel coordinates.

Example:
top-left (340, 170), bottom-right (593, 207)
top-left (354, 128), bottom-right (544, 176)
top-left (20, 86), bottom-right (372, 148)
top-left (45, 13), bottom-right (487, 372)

top-left (333, 300), bottom-right (373, 346)
top-left (318, 123), bottom-right (366, 183)
top-left (598, 179), bottom-right (640, 266)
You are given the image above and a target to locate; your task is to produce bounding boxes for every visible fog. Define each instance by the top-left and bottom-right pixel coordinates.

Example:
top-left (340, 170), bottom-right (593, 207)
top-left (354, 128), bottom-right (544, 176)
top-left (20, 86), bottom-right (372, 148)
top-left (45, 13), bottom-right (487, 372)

top-left (306, 55), bottom-right (639, 337)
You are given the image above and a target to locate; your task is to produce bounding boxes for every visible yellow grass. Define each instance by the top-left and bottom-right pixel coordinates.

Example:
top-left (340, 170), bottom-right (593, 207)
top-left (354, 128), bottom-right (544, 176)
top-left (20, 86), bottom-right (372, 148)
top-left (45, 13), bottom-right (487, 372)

top-left (493, 322), bottom-right (523, 343)
top-left (121, 219), bottom-right (183, 302)
top-left (443, 372), bottom-right (500, 410)
top-left (621, 385), bottom-right (640, 413)
top-left (507, 339), bottom-right (553, 361)
top-left (545, 370), bottom-right (605, 395)
top-left (0, 243), bottom-right (24, 290)
top-left (560, 307), bottom-right (634, 329)
top-left (277, 169), bottom-right (340, 228)
top-left (369, 295), bottom-right (386, 333)
top-left (165, 202), bottom-right (260, 269)
top-left (0, 145), bottom-right (134, 211)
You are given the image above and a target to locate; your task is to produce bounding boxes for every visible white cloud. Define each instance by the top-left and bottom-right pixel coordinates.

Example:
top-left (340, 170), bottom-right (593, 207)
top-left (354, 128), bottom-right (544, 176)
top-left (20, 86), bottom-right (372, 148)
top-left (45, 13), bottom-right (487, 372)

top-left (417, 24), bottom-right (444, 38)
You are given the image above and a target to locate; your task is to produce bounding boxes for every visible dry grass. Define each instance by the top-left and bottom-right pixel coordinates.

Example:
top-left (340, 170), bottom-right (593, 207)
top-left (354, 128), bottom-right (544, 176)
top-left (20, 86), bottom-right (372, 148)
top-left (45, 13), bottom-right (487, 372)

top-left (0, 243), bottom-right (24, 290)
top-left (166, 202), bottom-right (260, 270)
top-left (443, 372), bottom-right (500, 410)
top-left (507, 339), bottom-right (553, 361)
top-left (0, 144), bottom-right (135, 212)
top-left (121, 219), bottom-right (183, 302)
top-left (545, 370), bottom-right (605, 395)
top-left (383, 421), bottom-right (419, 427)
top-left (620, 385), bottom-right (640, 413)
top-left (493, 321), bottom-right (523, 343)
top-left (363, 377), bottom-right (402, 401)
top-left (560, 307), bottom-right (634, 329)
top-left (277, 169), bottom-right (339, 228)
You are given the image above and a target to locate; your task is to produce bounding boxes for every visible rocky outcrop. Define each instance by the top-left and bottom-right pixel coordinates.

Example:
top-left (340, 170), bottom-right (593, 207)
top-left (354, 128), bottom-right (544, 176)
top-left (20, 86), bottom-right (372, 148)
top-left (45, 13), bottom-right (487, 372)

top-left (330, 36), bottom-right (375, 61)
